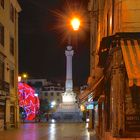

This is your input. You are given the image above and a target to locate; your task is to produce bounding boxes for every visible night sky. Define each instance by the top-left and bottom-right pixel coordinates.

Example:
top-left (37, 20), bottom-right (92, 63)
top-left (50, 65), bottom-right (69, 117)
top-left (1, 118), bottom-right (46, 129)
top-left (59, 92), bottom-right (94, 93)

top-left (18, 0), bottom-right (90, 86)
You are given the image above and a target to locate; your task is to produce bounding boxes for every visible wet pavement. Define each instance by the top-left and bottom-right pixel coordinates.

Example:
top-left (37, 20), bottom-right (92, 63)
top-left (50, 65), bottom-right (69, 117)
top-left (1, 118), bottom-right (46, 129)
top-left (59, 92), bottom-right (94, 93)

top-left (0, 122), bottom-right (99, 140)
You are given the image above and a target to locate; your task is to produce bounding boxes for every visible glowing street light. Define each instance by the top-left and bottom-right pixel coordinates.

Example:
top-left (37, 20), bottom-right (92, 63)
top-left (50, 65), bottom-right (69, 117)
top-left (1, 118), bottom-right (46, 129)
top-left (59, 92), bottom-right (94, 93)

top-left (70, 17), bottom-right (80, 31)
top-left (51, 101), bottom-right (56, 106)
top-left (51, 101), bottom-right (56, 108)
top-left (22, 73), bottom-right (28, 79)
top-left (21, 73), bottom-right (28, 83)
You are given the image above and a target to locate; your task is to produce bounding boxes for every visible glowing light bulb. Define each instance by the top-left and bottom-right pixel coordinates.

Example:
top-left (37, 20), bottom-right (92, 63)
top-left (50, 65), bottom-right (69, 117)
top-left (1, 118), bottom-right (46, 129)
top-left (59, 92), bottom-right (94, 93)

top-left (71, 18), bottom-right (80, 31)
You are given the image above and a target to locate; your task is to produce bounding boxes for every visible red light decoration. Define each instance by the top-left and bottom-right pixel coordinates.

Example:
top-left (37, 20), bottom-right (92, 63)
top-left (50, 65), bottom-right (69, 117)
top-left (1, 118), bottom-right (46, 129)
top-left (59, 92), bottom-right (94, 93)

top-left (18, 82), bottom-right (40, 120)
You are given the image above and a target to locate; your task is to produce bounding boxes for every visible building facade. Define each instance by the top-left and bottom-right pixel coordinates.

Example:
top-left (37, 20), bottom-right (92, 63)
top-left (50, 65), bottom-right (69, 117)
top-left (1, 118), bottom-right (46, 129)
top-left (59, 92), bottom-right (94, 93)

top-left (26, 79), bottom-right (64, 104)
top-left (26, 79), bottom-right (64, 116)
top-left (41, 85), bottom-right (64, 106)
top-left (26, 79), bottom-right (48, 97)
top-left (0, 0), bottom-right (21, 130)
top-left (79, 0), bottom-right (140, 140)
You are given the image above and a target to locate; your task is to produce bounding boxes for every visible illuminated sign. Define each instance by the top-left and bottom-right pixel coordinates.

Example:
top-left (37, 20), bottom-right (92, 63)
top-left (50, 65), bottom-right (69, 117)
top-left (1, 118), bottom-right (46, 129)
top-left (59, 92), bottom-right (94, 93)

top-left (86, 104), bottom-right (94, 110)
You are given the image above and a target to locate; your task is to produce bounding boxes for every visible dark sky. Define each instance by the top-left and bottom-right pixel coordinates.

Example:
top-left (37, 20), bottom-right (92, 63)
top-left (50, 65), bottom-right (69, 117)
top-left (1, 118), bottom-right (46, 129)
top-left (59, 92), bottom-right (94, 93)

top-left (18, 0), bottom-right (90, 86)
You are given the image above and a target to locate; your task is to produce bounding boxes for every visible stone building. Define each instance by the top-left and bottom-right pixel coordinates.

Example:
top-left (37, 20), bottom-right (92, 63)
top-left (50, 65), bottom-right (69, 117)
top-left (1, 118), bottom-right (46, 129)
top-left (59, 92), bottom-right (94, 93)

top-left (79, 0), bottom-right (140, 140)
top-left (0, 0), bottom-right (21, 130)
top-left (41, 84), bottom-right (64, 106)
top-left (26, 79), bottom-right (64, 106)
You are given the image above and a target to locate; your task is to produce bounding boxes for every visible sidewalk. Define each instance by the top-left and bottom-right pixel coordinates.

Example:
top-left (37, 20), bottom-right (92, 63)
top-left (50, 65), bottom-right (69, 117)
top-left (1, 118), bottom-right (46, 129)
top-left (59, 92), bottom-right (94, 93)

top-left (89, 129), bottom-right (100, 140)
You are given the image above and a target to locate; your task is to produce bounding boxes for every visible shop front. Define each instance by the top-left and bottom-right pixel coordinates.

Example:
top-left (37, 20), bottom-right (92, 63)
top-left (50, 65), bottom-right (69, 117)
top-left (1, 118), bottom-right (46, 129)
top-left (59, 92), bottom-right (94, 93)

top-left (0, 98), bottom-right (5, 130)
top-left (78, 76), bottom-right (104, 130)
top-left (98, 33), bottom-right (140, 139)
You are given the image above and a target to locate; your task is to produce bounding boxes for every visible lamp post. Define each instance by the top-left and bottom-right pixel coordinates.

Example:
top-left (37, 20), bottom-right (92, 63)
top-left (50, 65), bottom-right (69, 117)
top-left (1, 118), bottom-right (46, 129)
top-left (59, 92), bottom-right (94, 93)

top-left (67, 17), bottom-right (80, 45)
top-left (70, 17), bottom-right (80, 31)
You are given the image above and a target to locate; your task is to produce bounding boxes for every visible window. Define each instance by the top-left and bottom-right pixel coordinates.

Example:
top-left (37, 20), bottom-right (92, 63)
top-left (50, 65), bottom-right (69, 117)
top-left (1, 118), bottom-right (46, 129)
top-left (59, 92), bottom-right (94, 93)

top-left (0, 60), bottom-right (4, 81)
top-left (0, 0), bottom-right (4, 8)
top-left (50, 87), bottom-right (54, 91)
top-left (57, 92), bottom-right (60, 96)
top-left (57, 99), bottom-right (60, 103)
top-left (0, 23), bottom-right (4, 46)
top-left (0, 104), bottom-right (5, 119)
top-left (50, 92), bottom-right (54, 96)
top-left (10, 37), bottom-right (14, 55)
top-left (45, 92), bottom-right (48, 96)
top-left (10, 4), bottom-right (14, 22)
top-left (10, 70), bottom-right (14, 88)
top-left (10, 106), bottom-right (15, 124)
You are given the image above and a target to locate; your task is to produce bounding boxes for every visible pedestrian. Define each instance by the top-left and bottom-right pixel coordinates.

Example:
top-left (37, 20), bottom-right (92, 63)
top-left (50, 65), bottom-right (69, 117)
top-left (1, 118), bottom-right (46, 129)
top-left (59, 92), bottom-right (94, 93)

top-left (46, 114), bottom-right (49, 122)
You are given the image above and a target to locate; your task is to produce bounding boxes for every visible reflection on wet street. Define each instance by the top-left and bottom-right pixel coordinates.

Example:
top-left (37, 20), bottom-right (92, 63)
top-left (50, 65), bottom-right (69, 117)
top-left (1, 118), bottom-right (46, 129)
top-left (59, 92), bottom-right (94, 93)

top-left (0, 122), bottom-right (97, 140)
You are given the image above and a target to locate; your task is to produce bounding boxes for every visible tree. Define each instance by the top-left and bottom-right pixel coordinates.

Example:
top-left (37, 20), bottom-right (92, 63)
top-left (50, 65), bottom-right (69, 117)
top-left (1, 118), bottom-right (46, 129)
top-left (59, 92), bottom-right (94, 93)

top-left (39, 99), bottom-right (51, 119)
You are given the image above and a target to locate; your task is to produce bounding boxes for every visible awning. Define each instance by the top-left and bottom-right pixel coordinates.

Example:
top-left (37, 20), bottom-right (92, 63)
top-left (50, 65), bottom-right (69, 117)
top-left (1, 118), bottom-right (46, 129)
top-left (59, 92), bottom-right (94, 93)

top-left (121, 39), bottom-right (140, 87)
top-left (78, 76), bottom-right (104, 103)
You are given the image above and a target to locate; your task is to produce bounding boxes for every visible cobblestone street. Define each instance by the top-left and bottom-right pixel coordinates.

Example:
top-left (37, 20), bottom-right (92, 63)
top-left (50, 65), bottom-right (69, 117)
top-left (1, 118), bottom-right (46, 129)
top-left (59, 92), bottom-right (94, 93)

top-left (0, 122), bottom-right (99, 140)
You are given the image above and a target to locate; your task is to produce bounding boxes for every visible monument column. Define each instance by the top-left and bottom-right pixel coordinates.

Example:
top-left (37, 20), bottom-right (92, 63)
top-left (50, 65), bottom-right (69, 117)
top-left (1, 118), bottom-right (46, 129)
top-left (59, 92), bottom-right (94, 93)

top-left (62, 45), bottom-right (76, 103)
top-left (65, 45), bottom-right (74, 92)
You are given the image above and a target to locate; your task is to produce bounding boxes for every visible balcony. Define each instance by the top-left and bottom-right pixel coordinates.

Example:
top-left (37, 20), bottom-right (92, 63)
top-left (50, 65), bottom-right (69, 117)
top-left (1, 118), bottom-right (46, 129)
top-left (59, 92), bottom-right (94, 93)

top-left (0, 80), bottom-right (10, 96)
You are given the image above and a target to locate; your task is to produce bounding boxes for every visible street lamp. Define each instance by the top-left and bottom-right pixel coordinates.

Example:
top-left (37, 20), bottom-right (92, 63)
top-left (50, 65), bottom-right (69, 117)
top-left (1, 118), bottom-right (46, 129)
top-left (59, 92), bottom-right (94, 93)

top-left (23, 74), bottom-right (27, 78)
top-left (67, 17), bottom-right (80, 45)
top-left (70, 17), bottom-right (80, 31)
top-left (22, 73), bottom-right (28, 83)
top-left (51, 101), bottom-right (56, 108)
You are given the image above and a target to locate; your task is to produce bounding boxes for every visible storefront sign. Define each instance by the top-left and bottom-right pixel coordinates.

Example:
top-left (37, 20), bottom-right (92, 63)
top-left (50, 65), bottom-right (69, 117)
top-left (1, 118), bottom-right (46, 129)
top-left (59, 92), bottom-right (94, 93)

top-left (125, 114), bottom-right (140, 131)
top-left (125, 86), bottom-right (140, 132)
top-left (86, 104), bottom-right (94, 110)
